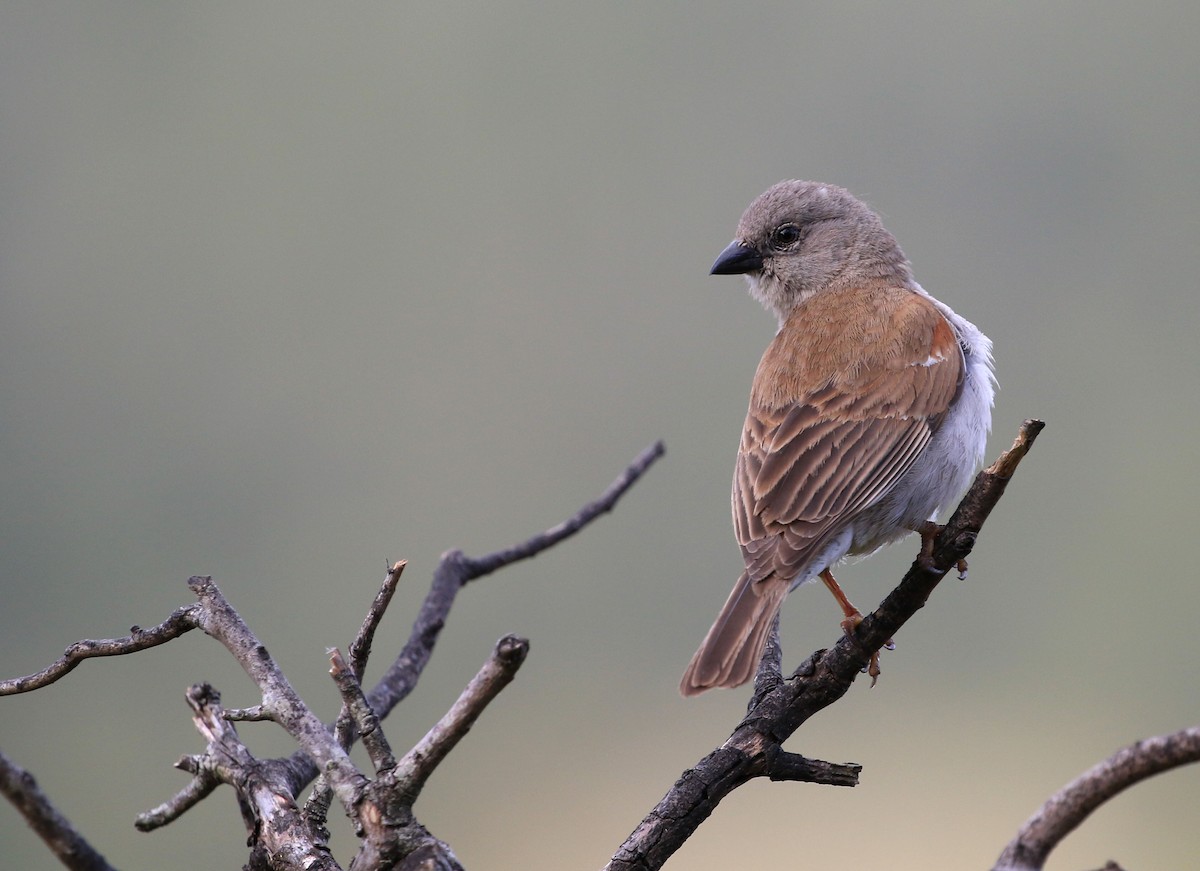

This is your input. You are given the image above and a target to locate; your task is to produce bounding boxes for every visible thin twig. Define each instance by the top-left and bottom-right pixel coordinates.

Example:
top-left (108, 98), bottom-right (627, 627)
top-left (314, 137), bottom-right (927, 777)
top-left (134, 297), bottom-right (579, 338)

top-left (350, 560), bottom-right (407, 680)
top-left (223, 705), bottom-right (274, 722)
top-left (134, 768), bottom-right (220, 832)
top-left (0, 750), bottom-right (116, 871)
top-left (465, 441), bottom-right (665, 580)
top-left (302, 561), bottom-right (409, 840)
top-left (0, 604), bottom-right (201, 695)
top-left (329, 649), bottom-right (396, 775)
top-left (136, 684), bottom-right (256, 833)
top-left (378, 440), bottom-right (664, 712)
top-left (993, 725), bottom-right (1200, 871)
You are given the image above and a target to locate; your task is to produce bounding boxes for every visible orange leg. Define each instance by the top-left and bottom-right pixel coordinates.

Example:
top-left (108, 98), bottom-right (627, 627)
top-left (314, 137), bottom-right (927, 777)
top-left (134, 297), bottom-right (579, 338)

top-left (819, 567), bottom-right (863, 633)
top-left (819, 568), bottom-right (886, 684)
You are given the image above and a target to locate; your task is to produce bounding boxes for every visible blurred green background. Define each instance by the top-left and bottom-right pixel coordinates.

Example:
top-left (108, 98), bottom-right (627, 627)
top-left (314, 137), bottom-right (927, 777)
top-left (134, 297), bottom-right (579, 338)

top-left (2, 3), bottom-right (1198, 869)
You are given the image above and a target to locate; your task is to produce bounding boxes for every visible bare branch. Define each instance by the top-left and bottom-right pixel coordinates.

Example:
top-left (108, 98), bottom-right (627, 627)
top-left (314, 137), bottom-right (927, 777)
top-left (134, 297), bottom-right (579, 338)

top-left (345, 637), bottom-right (528, 871)
top-left (301, 561), bottom-right (409, 842)
top-left (606, 420), bottom-right (1044, 871)
top-left (186, 575), bottom-right (368, 813)
top-left (282, 441), bottom-right (666, 797)
top-left (134, 766), bottom-right (219, 832)
top-left (464, 440), bottom-right (666, 580)
top-left (350, 560), bottom-right (407, 680)
top-left (137, 684), bottom-right (341, 871)
top-left (0, 604), bottom-right (201, 695)
top-left (329, 649), bottom-right (395, 776)
top-left (0, 750), bottom-right (116, 871)
top-left (3, 442), bottom-right (663, 867)
top-left (291, 444), bottom-right (660, 842)
top-left (375, 441), bottom-right (662, 713)
top-left (993, 725), bottom-right (1200, 871)
top-left (391, 634), bottom-right (529, 802)
top-left (223, 705), bottom-right (274, 722)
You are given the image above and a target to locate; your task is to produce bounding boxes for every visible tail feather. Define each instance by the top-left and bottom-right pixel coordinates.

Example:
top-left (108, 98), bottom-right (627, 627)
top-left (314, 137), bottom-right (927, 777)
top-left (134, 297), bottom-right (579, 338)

top-left (679, 572), bottom-right (788, 696)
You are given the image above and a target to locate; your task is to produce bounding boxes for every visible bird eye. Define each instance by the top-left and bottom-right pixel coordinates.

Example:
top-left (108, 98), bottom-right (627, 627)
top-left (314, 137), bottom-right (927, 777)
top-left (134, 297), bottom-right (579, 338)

top-left (770, 223), bottom-right (802, 250)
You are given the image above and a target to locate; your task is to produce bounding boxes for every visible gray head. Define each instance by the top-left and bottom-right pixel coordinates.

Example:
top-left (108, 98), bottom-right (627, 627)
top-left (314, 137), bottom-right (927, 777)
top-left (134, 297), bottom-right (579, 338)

top-left (711, 180), bottom-right (913, 324)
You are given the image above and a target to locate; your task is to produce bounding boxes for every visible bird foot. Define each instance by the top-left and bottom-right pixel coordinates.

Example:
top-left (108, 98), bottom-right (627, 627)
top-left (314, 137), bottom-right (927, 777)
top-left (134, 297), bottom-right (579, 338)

top-left (822, 569), bottom-right (893, 686)
top-left (915, 520), bottom-right (941, 571)
top-left (916, 521), bottom-right (969, 577)
top-left (838, 610), bottom-right (891, 687)
top-left (914, 522), bottom-right (970, 580)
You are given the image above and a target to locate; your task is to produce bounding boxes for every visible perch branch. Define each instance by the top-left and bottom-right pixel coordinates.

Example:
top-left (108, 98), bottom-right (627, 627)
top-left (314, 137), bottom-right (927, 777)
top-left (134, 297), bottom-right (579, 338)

top-left (993, 725), bottom-right (1200, 871)
top-left (0, 604), bottom-right (201, 695)
top-left (606, 420), bottom-right (1043, 871)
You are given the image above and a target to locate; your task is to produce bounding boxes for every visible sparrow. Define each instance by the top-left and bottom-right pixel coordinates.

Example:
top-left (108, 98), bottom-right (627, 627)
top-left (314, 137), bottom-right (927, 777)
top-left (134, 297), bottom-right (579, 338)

top-left (680, 180), bottom-right (995, 696)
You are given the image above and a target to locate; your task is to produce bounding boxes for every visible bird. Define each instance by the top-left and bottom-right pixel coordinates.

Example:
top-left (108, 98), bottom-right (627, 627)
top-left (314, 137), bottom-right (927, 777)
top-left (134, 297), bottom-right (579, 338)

top-left (679, 180), bottom-right (995, 696)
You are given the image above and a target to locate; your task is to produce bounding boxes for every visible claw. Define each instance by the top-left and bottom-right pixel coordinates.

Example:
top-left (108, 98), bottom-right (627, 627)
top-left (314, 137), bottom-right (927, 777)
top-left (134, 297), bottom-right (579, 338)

top-left (824, 571), bottom-right (892, 686)
top-left (916, 521), bottom-right (940, 570)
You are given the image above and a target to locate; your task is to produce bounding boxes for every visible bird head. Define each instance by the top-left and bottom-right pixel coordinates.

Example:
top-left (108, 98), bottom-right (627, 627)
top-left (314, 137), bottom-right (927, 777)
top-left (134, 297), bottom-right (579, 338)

top-left (712, 180), bottom-right (913, 325)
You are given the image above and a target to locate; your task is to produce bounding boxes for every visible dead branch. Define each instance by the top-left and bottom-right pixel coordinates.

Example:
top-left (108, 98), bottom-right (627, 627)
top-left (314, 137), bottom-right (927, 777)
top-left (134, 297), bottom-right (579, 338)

top-left (350, 560), bottom-right (407, 680)
top-left (346, 636), bottom-right (530, 871)
top-left (277, 440), bottom-right (666, 797)
top-left (305, 560), bottom-right (411, 844)
top-left (993, 725), bottom-right (1200, 871)
top-left (186, 575), bottom-right (369, 814)
top-left (0, 605), bottom-right (201, 695)
top-left (135, 683), bottom-right (338, 871)
top-left (391, 634), bottom-right (529, 803)
top-left (374, 440), bottom-right (665, 709)
top-left (0, 750), bottom-right (116, 871)
top-left (329, 648), bottom-right (397, 775)
top-left (1, 441), bottom-right (665, 870)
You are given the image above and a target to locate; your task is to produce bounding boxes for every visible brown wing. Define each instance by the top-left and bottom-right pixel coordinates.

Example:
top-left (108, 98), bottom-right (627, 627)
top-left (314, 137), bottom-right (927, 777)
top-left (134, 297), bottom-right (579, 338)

top-left (733, 288), bottom-right (963, 584)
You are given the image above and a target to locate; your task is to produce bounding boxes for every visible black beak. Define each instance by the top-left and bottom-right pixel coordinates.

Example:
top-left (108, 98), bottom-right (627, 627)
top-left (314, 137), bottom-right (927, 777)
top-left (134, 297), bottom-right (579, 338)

top-left (710, 241), bottom-right (763, 275)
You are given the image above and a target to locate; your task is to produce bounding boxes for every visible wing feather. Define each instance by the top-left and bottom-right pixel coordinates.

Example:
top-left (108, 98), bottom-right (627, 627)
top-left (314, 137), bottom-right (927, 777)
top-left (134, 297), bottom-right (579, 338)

top-left (732, 287), bottom-right (963, 584)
